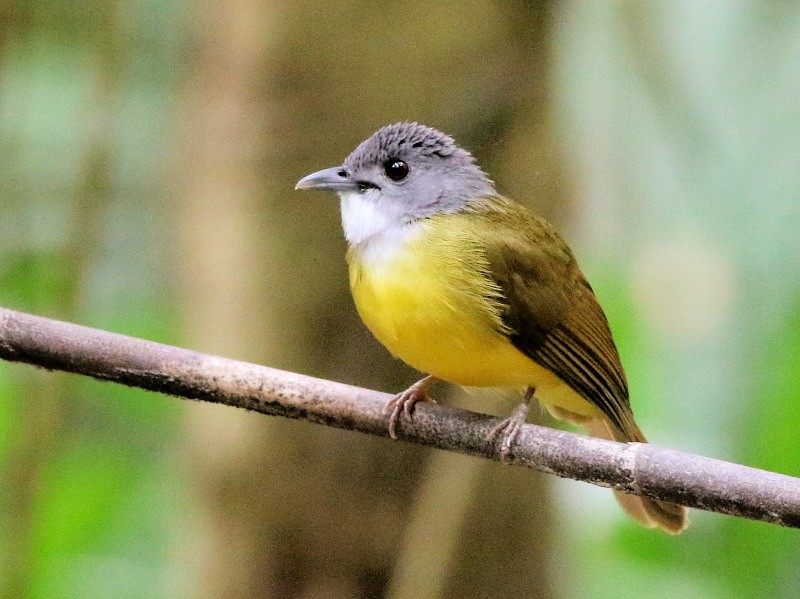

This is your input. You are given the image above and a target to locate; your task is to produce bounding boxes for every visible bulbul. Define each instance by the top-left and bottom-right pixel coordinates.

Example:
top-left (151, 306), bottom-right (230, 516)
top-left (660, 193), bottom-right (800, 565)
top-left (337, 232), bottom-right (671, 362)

top-left (296, 122), bottom-right (687, 534)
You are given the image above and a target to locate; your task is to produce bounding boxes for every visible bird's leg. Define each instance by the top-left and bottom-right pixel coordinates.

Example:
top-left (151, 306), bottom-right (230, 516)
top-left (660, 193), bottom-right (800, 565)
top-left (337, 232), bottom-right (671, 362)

top-left (486, 386), bottom-right (535, 461)
top-left (384, 375), bottom-right (438, 439)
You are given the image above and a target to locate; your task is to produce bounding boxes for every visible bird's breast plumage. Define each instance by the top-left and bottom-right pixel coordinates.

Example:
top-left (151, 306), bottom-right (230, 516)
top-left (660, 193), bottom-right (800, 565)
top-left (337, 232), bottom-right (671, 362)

top-left (346, 211), bottom-right (582, 404)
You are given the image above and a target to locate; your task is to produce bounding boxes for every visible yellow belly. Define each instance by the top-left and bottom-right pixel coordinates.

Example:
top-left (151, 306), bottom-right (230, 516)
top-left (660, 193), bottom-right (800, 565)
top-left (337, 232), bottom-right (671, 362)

top-left (347, 218), bottom-right (599, 418)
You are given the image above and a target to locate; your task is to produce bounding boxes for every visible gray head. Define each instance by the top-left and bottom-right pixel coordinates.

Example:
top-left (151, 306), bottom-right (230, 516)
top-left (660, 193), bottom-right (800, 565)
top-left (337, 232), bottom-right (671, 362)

top-left (296, 123), bottom-right (495, 244)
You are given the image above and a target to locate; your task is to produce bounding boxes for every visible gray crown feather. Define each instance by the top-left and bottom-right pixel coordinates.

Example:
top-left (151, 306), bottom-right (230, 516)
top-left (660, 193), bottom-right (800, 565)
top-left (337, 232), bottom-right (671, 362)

top-left (344, 122), bottom-right (484, 175)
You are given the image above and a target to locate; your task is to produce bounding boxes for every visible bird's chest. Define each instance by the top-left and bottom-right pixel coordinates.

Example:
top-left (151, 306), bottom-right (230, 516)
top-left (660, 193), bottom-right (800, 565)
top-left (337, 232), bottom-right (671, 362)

top-left (346, 221), bottom-right (512, 384)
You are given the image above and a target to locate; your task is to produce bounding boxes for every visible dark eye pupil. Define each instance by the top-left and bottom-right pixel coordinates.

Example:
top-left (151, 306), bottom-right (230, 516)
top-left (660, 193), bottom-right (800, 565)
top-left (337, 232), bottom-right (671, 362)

top-left (384, 159), bottom-right (409, 181)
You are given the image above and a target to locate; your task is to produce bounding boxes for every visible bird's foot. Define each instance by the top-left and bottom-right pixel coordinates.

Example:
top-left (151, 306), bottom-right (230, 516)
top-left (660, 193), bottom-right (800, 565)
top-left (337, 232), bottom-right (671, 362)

top-left (486, 388), bottom-right (534, 461)
top-left (384, 376), bottom-right (438, 439)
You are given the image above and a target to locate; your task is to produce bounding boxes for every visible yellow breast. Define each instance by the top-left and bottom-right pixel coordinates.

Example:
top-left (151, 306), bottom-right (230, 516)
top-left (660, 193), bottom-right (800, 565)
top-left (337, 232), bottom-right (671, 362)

top-left (346, 214), bottom-right (581, 409)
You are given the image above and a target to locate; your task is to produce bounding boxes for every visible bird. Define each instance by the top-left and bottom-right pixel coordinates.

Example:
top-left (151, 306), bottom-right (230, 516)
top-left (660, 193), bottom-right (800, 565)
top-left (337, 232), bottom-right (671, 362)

top-left (295, 122), bottom-right (688, 534)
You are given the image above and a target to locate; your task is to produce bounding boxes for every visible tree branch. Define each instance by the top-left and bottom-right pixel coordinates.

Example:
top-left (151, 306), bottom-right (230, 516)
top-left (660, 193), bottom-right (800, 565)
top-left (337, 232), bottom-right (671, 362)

top-left (0, 306), bottom-right (798, 529)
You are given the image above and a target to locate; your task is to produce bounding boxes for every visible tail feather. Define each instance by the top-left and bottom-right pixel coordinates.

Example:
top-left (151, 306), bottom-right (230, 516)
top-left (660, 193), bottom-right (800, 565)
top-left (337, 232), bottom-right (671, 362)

top-left (611, 489), bottom-right (687, 535)
top-left (547, 404), bottom-right (688, 535)
top-left (587, 417), bottom-right (688, 535)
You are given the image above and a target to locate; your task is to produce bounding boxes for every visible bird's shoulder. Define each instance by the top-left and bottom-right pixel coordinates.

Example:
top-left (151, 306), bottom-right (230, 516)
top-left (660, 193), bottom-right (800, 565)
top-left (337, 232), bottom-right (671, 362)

top-left (462, 195), bottom-right (584, 328)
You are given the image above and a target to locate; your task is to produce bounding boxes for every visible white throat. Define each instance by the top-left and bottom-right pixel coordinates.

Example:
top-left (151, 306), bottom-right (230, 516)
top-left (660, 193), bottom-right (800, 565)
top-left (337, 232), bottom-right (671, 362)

top-left (339, 190), bottom-right (426, 267)
top-left (339, 190), bottom-right (400, 245)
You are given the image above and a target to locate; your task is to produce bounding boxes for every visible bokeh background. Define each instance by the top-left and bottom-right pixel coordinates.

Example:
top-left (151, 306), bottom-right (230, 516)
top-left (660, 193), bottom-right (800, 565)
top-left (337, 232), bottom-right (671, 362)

top-left (1, 1), bottom-right (799, 598)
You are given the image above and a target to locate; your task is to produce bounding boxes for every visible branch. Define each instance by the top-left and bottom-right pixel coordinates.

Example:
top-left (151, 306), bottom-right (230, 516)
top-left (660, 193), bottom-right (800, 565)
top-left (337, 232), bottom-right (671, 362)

top-left (0, 307), bottom-right (798, 529)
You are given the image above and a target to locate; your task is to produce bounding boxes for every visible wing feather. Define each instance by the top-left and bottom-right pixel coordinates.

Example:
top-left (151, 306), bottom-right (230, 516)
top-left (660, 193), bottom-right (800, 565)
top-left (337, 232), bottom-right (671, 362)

top-left (478, 197), bottom-right (637, 438)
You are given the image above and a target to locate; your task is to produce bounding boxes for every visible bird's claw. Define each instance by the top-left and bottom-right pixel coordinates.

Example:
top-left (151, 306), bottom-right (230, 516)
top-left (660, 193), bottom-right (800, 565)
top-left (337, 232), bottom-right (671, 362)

top-left (486, 400), bottom-right (531, 461)
top-left (384, 376), bottom-right (437, 439)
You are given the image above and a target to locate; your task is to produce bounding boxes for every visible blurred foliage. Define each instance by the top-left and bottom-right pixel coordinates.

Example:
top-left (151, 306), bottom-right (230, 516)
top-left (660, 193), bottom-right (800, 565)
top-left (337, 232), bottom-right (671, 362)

top-left (1, 1), bottom-right (799, 598)
top-left (555, 3), bottom-right (800, 598)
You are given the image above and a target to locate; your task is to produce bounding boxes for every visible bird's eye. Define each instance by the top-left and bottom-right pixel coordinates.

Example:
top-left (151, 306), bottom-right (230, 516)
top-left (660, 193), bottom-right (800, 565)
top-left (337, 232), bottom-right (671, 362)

top-left (384, 159), bottom-right (409, 182)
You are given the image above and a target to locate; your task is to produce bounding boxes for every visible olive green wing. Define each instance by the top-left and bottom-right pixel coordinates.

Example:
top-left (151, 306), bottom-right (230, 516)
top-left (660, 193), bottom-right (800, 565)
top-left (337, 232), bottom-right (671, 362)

top-left (480, 200), bottom-right (636, 438)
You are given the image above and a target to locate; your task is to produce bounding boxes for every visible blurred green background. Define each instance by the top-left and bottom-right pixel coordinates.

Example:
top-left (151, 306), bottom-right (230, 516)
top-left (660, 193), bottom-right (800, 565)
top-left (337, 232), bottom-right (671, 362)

top-left (1, 1), bottom-right (799, 598)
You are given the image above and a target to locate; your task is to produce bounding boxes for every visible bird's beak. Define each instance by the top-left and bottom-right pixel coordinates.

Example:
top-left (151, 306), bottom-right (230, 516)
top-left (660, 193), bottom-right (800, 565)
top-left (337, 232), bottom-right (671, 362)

top-left (295, 166), bottom-right (360, 192)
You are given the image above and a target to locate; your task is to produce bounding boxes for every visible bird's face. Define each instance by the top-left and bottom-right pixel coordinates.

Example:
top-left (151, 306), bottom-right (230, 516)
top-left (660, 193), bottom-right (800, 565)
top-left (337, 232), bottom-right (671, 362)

top-left (296, 122), bottom-right (494, 245)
